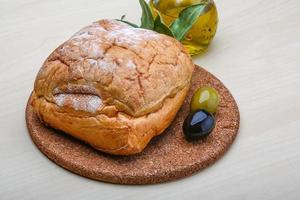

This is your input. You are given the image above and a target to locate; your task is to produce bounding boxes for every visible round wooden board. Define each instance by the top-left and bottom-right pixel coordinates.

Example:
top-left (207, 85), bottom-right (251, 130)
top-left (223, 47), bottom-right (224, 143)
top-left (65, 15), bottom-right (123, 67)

top-left (26, 66), bottom-right (240, 184)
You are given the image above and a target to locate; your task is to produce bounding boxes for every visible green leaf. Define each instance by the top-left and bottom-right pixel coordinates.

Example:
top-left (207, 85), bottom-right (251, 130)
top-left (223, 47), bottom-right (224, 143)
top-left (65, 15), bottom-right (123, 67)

top-left (153, 14), bottom-right (174, 37)
top-left (139, 0), bottom-right (154, 29)
top-left (170, 3), bottom-right (207, 41)
top-left (116, 19), bottom-right (139, 28)
top-left (121, 15), bottom-right (126, 20)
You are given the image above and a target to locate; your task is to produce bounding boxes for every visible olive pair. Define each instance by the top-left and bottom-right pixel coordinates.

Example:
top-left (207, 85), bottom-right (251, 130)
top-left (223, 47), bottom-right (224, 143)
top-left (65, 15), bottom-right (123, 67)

top-left (183, 86), bottom-right (219, 140)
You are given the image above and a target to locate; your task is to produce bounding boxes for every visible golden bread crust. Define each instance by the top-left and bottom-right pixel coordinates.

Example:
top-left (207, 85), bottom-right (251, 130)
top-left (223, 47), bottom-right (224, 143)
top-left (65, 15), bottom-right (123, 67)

top-left (32, 19), bottom-right (194, 155)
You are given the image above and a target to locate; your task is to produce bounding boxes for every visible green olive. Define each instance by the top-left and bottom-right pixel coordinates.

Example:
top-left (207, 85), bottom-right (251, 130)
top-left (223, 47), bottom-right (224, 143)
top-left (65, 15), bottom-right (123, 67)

top-left (190, 86), bottom-right (219, 113)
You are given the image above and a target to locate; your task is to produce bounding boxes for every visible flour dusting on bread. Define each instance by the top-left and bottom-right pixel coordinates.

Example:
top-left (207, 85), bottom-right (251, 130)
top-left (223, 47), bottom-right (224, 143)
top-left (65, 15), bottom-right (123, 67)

top-left (126, 60), bottom-right (136, 69)
top-left (54, 94), bottom-right (102, 113)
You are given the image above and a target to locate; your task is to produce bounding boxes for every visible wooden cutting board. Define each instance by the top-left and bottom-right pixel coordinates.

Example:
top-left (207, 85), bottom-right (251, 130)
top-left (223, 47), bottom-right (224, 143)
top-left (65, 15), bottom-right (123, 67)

top-left (26, 66), bottom-right (240, 184)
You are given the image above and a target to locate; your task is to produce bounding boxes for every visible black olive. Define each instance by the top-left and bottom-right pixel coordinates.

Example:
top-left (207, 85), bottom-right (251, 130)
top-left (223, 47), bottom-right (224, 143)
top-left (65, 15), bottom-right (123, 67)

top-left (183, 109), bottom-right (215, 140)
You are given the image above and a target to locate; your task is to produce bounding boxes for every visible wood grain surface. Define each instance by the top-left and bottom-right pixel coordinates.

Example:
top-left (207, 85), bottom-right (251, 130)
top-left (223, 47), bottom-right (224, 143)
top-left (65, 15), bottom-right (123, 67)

top-left (0, 0), bottom-right (299, 199)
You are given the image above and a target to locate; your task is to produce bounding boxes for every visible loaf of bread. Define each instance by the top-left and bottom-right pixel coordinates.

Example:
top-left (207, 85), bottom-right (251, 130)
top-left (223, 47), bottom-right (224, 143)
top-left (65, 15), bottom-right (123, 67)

top-left (31, 19), bottom-right (194, 155)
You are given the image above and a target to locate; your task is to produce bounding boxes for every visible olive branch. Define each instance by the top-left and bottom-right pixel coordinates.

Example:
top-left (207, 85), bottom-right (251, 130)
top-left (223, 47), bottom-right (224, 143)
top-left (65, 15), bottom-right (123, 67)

top-left (117, 0), bottom-right (208, 41)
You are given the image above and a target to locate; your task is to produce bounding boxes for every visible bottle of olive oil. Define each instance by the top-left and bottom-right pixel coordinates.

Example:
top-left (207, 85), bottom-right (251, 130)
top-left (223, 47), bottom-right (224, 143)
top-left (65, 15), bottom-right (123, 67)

top-left (150, 0), bottom-right (218, 55)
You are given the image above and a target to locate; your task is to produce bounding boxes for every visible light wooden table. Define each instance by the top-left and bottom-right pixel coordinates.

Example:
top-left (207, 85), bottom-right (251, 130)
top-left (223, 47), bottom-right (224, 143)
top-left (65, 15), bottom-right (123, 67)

top-left (1, 0), bottom-right (299, 199)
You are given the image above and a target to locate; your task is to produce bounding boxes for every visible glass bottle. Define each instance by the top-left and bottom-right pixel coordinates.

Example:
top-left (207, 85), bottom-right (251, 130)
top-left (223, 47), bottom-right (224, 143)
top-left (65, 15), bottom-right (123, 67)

top-left (150, 0), bottom-right (218, 55)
